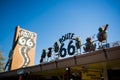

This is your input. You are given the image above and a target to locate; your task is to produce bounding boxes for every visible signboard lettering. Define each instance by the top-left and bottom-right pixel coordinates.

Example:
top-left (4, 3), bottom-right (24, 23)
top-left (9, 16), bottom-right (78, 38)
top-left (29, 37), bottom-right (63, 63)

top-left (10, 26), bottom-right (37, 70)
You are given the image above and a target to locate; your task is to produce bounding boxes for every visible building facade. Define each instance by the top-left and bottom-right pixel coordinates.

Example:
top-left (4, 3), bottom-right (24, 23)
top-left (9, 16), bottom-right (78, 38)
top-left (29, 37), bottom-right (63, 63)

top-left (0, 46), bottom-right (120, 80)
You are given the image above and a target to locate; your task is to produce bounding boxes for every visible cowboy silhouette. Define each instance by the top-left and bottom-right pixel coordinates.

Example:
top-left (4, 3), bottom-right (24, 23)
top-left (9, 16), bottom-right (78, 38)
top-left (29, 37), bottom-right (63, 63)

top-left (83, 37), bottom-right (96, 52)
top-left (97, 24), bottom-right (108, 42)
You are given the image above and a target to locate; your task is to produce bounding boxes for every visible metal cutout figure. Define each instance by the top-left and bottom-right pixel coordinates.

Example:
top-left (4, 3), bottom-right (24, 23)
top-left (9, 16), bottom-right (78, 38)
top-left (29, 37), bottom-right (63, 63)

top-left (97, 24), bottom-right (109, 49)
top-left (83, 37), bottom-right (96, 52)
top-left (73, 37), bottom-right (82, 54)
top-left (97, 24), bottom-right (108, 43)
top-left (40, 49), bottom-right (46, 63)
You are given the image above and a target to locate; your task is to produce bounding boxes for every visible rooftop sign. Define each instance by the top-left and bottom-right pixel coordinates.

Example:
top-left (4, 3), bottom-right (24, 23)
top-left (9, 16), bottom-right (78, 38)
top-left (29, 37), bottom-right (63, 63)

top-left (40, 24), bottom-right (109, 63)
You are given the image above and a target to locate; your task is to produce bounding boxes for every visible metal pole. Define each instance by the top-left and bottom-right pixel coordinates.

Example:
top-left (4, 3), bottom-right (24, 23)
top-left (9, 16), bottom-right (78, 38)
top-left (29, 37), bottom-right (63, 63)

top-left (19, 75), bottom-right (22, 80)
top-left (66, 67), bottom-right (70, 80)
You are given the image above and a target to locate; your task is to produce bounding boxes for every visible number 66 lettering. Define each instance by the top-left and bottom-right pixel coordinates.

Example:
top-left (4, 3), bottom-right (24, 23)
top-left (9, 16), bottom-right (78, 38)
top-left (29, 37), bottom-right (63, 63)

top-left (18, 36), bottom-right (34, 48)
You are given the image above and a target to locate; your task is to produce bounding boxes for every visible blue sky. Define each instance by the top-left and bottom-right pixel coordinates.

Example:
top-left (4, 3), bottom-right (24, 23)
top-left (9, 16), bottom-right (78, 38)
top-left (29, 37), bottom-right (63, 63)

top-left (0, 0), bottom-right (120, 65)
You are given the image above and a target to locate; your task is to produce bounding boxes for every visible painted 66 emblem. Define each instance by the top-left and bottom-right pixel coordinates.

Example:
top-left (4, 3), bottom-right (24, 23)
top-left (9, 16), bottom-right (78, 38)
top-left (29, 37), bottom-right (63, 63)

top-left (18, 36), bottom-right (35, 48)
top-left (18, 29), bottom-right (35, 48)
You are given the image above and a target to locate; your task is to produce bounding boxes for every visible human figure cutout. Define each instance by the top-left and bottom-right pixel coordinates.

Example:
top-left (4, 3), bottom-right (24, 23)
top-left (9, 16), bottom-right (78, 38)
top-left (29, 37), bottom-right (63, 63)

top-left (83, 37), bottom-right (96, 52)
top-left (97, 24), bottom-right (108, 43)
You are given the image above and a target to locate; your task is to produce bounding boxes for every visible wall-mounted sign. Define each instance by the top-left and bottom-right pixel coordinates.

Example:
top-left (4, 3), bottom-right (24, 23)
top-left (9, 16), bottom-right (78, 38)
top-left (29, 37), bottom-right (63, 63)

top-left (110, 41), bottom-right (120, 47)
top-left (82, 71), bottom-right (101, 80)
top-left (10, 26), bottom-right (37, 70)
